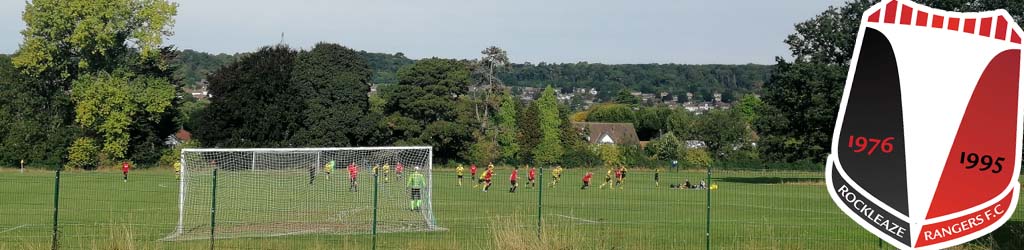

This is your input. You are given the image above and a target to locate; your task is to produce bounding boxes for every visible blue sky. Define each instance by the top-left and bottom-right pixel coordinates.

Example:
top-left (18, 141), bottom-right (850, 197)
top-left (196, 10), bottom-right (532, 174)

top-left (0, 0), bottom-right (847, 64)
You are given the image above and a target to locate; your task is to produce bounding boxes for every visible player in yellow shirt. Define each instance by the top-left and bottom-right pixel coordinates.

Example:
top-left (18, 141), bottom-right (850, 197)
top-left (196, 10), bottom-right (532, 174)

top-left (549, 166), bottom-right (563, 187)
top-left (599, 168), bottom-right (614, 189)
top-left (324, 160), bottom-right (335, 180)
top-left (382, 164), bottom-right (391, 183)
top-left (173, 161), bottom-right (181, 180)
top-left (456, 164), bottom-right (465, 186)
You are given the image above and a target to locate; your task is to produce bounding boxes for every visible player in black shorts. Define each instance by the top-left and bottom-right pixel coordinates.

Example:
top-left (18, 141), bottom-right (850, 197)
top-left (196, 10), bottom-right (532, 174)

top-left (654, 168), bottom-right (660, 187)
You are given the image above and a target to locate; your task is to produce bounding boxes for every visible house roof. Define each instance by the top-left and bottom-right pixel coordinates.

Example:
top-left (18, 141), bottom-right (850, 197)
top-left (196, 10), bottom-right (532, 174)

top-left (572, 122), bottom-right (640, 145)
top-left (175, 129), bottom-right (192, 141)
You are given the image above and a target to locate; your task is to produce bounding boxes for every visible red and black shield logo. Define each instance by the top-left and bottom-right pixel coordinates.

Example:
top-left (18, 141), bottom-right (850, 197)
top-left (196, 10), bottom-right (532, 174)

top-left (825, 0), bottom-right (1022, 249)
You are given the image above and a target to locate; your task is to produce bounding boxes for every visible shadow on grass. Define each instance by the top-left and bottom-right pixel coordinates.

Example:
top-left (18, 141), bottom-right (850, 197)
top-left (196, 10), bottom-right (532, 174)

top-left (717, 177), bottom-right (824, 184)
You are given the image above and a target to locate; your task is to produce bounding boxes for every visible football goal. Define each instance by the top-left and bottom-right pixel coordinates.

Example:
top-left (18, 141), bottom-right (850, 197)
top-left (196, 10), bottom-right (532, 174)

top-left (162, 147), bottom-right (439, 241)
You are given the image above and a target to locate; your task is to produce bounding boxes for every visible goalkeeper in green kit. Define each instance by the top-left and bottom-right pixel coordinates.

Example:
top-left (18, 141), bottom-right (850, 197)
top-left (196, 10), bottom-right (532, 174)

top-left (407, 166), bottom-right (426, 211)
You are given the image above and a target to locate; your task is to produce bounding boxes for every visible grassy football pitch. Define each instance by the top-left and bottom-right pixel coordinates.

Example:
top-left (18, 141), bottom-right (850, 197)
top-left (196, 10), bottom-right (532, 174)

top-left (0, 168), bottom-right (1020, 249)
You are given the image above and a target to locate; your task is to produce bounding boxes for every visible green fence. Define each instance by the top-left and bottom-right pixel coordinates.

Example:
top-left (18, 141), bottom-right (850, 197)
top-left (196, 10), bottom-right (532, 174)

top-left (1, 167), bottom-right (1022, 249)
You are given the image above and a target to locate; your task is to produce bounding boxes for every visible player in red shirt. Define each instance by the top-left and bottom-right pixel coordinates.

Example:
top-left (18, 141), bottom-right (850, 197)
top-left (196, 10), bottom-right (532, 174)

top-left (527, 165), bottom-right (536, 188)
top-left (470, 164), bottom-right (478, 180)
top-left (121, 161), bottom-right (131, 182)
top-left (509, 166), bottom-right (519, 193)
top-left (395, 162), bottom-right (404, 180)
top-left (614, 166), bottom-right (624, 189)
top-left (348, 162), bottom-right (359, 192)
top-left (581, 171), bottom-right (594, 189)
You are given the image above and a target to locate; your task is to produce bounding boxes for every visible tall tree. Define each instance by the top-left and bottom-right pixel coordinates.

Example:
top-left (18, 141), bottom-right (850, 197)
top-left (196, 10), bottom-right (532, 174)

top-left (695, 109), bottom-right (750, 159)
top-left (532, 86), bottom-right (564, 166)
top-left (380, 58), bottom-right (476, 162)
top-left (496, 95), bottom-right (520, 163)
top-left (196, 45), bottom-right (301, 147)
top-left (14, 0), bottom-right (178, 90)
top-left (12, 0), bottom-right (179, 165)
top-left (518, 102), bottom-right (541, 163)
top-left (71, 70), bottom-right (175, 159)
top-left (756, 0), bottom-right (872, 164)
top-left (634, 107), bottom-right (672, 140)
top-left (666, 109), bottom-right (698, 140)
top-left (291, 43), bottom-right (373, 146)
top-left (757, 0), bottom-right (1024, 164)
top-left (473, 46), bottom-right (510, 131)
top-left (0, 55), bottom-right (75, 166)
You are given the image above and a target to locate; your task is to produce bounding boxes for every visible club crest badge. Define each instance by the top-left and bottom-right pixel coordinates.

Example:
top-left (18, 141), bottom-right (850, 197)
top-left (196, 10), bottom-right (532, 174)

top-left (825, 0), bottom-right (1022, 249)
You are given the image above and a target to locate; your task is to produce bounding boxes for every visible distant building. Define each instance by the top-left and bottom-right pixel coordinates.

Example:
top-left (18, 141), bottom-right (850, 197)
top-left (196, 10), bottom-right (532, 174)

top-left (183, 85), bottom-right (210, 100)
top-left (164, 129), bottom-right (192, 147)
top-left (557, 93), bottom-right (574, 102)
top-left (572, 122), bottom-right (641, 146)
top-left (640, 93), bottom-right (656, 102)
top-left (519, 87), bottom-right (540, 100)
top-left (683, 140), bottom-right (707, 149)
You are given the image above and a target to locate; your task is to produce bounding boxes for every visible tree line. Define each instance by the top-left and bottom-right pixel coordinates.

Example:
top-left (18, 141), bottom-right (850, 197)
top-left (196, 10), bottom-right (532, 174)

top-left (171, 50), bottom-right (773, 103)
top-left (3, 0), bottom-right (1021, 170)
top-left (755, 0), bottom-right (1024, 166)
top-left (169, 49), bottom-right (416, 88)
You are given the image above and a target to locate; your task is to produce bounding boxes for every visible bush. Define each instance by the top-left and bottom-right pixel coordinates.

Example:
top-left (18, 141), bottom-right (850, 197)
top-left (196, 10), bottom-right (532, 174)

top-left (622, 145), bottom-right (662, 168)
top-left (65, 137), bottom-right (99, 169)
top-left (158, 140), bottom-right (201, 168)
top-left (678, 147), bottom-right (712, 169)
top-left (562, 144), bottom-right (600, 168)
top-left (645, 132), bottom-right (680, 161)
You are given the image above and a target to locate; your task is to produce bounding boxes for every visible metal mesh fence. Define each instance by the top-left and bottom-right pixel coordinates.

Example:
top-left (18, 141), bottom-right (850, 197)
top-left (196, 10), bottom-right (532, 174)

top-left (1, 164), bottom-right (1022, 249)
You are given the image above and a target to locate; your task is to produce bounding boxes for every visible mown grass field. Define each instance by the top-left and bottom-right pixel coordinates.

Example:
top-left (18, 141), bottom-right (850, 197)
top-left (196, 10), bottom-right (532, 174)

top-left (0, 168), bottom-right (1020, 249)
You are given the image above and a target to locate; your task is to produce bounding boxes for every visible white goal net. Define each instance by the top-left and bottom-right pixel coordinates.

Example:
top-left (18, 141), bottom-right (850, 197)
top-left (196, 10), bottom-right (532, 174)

top-left (162, 147), bottom-right (439, 241)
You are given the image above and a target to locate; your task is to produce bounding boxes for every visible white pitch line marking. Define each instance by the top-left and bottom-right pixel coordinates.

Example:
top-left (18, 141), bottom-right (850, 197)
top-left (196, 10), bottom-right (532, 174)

top-left (0, 224), bottom-right (28, 234)
top-left (553, 214), bottom-right (598, 224)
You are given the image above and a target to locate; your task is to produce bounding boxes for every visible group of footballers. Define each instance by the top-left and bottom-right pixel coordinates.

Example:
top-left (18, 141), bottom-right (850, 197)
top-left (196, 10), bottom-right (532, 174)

top-left (452, 162), bottom-right (539, 193)
top-left (454, 163), bottom-right (645, 192)
top-left (319, 160), bottom-right (427, 211)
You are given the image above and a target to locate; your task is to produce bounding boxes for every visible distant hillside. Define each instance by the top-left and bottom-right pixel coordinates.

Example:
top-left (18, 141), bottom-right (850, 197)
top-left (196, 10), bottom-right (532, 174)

top-left (171, 49), bottom-right (413, 87)
top-left (170, 49), bottom-right (243, 87)
top-left (360, 51), bottom-right (414, 84)
top-left (171, 49), bottom-right (772, 98)
top-left (499, 63), bottom-right (772, 100)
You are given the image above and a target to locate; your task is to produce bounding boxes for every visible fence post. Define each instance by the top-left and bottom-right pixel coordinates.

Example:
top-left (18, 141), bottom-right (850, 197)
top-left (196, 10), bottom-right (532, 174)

top-left (210, 168), bottom-right (218, 250)
top-left (51, 168), bottom-right (61, 250)
top-left (537, 166), bottom-right (543, 239)
top-left (372, 167), bottom-right (379, 250)
top-left (705, 166), bottom-right (711, 250)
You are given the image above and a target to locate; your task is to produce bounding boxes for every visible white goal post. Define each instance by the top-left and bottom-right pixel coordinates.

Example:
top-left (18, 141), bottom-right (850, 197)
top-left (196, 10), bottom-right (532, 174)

top-left (162, 146), bottom-right (439, 241)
